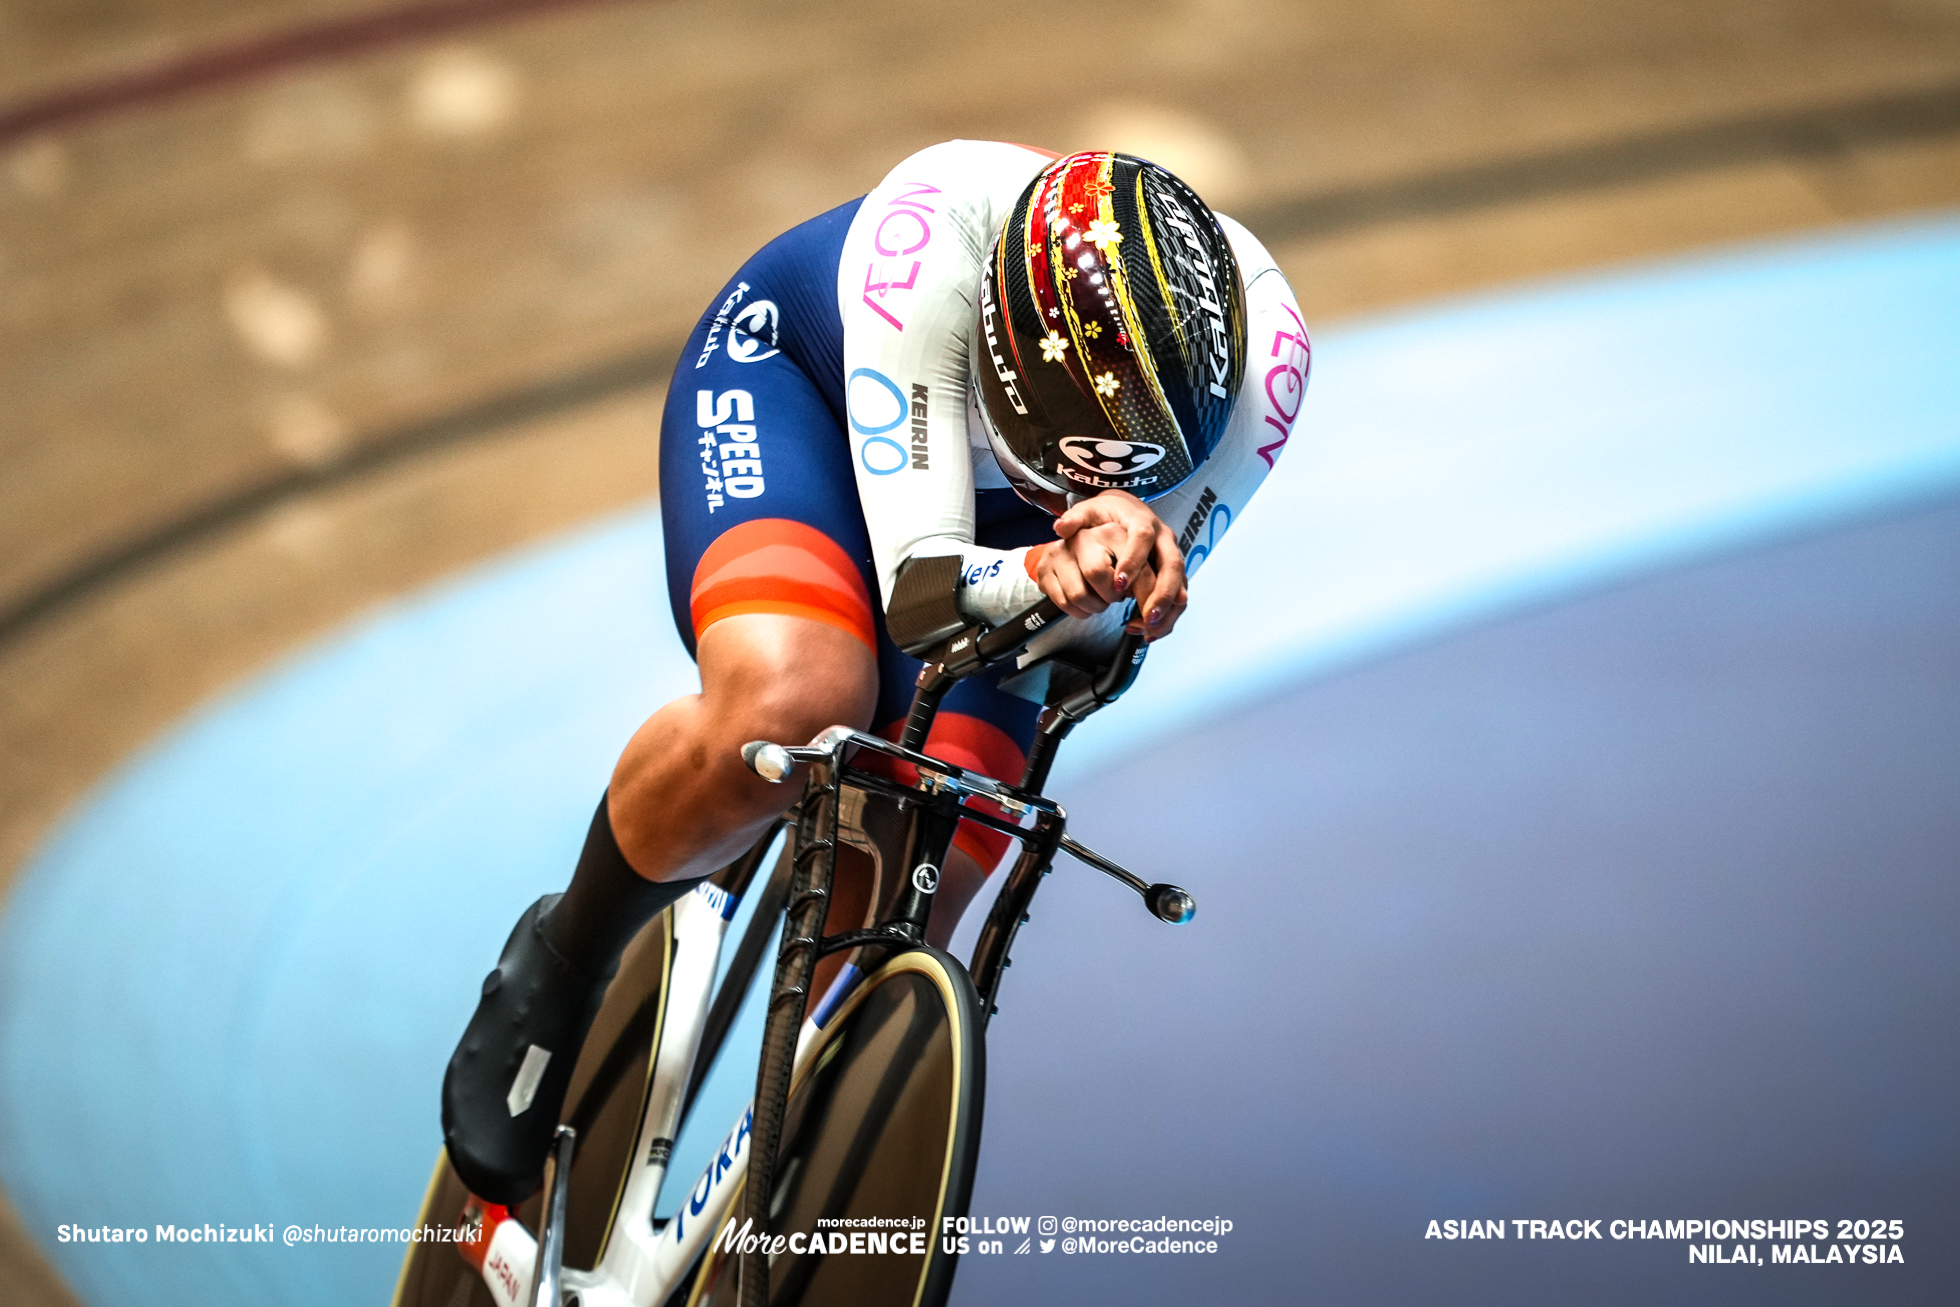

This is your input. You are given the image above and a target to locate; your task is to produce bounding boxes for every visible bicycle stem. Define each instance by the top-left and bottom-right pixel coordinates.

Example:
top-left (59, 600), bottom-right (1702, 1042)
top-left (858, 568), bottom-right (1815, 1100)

top-left (879, 788), bottom-right (962, 941)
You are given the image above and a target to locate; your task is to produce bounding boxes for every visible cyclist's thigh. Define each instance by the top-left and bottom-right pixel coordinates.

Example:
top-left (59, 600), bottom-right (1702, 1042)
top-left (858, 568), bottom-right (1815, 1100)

top-left (660, 215), bottom-right (880, 665)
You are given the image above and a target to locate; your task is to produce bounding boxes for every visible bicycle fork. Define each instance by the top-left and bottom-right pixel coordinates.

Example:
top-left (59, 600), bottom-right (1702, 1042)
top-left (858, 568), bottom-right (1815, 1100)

top-left (737, 749), bottom-right (964, 1307)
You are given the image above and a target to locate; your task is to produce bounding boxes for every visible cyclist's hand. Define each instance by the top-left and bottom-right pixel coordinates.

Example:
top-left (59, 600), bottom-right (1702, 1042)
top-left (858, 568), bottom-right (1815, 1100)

top-left (1038, 490), bottom-right (1188, 640)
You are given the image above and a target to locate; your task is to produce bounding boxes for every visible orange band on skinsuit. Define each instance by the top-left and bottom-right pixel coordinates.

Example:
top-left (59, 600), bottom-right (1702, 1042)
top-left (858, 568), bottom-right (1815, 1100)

top-left (690, 519), bottom-right (876, 650)
top-left (872, 712), bottom-right (1028, 875)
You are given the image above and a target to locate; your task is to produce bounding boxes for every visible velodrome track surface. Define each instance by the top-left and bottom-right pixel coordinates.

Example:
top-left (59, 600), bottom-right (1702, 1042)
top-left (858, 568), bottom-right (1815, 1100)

top-left (2, 215), bottom-right (1956, 1305)
top-left (7, 2), bottom-right (1960, 1302)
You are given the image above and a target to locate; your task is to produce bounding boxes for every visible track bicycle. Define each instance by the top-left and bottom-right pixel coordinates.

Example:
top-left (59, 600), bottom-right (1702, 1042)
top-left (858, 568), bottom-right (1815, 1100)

top-left (394, 582), bottom-right (1196, 1307)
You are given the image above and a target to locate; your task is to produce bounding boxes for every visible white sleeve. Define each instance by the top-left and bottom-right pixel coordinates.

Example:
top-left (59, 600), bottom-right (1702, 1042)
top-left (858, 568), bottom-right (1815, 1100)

top-left (1146, 215), bottom-right (1311, 578)
top-left (837, 140), bottom-right (1050, 615)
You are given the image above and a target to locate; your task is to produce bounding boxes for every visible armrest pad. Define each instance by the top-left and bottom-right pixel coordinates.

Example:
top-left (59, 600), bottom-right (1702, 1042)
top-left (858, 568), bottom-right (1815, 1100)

top-left (885, 555), bottom-right (968, 656)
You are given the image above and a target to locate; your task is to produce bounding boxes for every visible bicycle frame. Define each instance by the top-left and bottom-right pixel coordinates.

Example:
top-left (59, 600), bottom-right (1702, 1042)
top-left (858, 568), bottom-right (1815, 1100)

top-left (460, 876), bottom-right (836, 1307)
top-left (446, 601), bottom-right (1189, 1307)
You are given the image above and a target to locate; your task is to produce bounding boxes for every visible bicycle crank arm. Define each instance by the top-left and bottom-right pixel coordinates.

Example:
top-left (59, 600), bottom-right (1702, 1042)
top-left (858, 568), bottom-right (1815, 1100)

top-left (1059, 834), bottom-right (1196, 924)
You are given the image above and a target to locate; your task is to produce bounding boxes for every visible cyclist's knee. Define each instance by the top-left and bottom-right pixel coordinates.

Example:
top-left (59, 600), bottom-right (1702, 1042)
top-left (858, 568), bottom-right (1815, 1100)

top-left (699, 612), bottom-right (878, 747)
top-left (606, 614), bottom-right (875, 875)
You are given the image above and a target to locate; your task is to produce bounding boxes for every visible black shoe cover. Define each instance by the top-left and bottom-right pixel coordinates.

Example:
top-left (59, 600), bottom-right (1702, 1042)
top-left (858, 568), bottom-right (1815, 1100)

top-left (442, 895), bottom-right (611, 1205)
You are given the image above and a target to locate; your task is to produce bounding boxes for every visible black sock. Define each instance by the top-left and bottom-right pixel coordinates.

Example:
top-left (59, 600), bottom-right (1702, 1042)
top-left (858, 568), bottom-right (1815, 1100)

top-left (539, 792), bottom-right (703, 974)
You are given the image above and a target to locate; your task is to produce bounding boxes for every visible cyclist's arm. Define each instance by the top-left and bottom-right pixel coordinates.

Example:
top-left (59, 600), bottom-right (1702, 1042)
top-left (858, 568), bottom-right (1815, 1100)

top-left (837, 139), bottom-right (1053, 619)
top-left (1143, 216), bottom-right (1311, 582)
top-left (1036, 217), bottom-right (1310, 641)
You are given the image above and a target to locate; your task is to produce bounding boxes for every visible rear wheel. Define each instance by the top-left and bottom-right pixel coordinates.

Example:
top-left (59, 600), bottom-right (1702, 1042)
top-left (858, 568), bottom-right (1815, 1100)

top-left (391, 914), bottom-right (675, 1306)
top-left (687, 946), bottom-right (985, 1307)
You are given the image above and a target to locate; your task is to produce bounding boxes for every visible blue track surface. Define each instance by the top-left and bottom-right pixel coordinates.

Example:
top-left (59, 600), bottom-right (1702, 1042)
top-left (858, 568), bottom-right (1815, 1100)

top-left (2, 214), bottom-right (1956, 1306)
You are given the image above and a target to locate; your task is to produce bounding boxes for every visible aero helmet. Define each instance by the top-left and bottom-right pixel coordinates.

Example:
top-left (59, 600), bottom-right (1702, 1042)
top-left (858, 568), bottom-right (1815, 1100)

top-left (972, 151), bottom-right (1247, 513)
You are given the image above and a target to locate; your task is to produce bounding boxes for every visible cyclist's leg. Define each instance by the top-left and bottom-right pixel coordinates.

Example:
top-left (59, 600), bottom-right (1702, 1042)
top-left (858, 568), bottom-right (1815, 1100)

top-left (444, 204), bottom-right (877, 1204)
top-left (799, 651), bottom-right (1034, 1012)
top-left (918, 691), bottom-right (1038, 946)
top-left (814, 663), bottom-right (1041, 964)
top-left (609, 611), bottom-right (875, 881)
top-left (626, 195), bottom-right (879, 884)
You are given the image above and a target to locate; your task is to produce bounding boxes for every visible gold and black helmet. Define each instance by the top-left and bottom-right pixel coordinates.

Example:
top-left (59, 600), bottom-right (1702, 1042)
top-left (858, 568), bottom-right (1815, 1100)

top-left (972, 151), bottom-right (1247, 513)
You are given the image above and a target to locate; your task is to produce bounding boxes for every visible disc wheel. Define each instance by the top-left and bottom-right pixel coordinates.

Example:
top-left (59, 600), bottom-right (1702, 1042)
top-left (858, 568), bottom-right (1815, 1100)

top-left (688, 946), bottom-right (985, 1307)
top-left (392, 913), bottom-right (675, 1306)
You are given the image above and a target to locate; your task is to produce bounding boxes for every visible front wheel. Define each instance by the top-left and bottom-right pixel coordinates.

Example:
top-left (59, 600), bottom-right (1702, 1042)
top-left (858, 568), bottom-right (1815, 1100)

top-left (688, 946), bottom-right (986, 1307)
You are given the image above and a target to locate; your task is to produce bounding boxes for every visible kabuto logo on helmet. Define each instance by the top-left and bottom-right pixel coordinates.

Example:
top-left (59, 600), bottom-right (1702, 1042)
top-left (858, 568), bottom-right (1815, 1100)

top-left (1059, 436), bottom-right (1167, 479)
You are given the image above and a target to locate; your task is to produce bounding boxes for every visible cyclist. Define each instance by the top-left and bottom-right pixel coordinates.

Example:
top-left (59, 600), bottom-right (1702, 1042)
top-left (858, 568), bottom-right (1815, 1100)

top-left (442, 141), bottom-right (1310, 1205)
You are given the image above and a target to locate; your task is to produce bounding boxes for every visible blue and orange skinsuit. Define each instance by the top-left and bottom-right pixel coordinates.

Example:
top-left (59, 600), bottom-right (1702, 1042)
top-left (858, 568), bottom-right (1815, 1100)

top-left (660, 198), bottom-right (1049, 870)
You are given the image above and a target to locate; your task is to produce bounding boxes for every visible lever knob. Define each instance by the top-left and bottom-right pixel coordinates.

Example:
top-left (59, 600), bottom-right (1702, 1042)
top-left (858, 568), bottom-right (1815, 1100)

top-left (1147, 883), bottom-right (1196, 925)
top-left (742, 741), bottom-right (794, 783)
